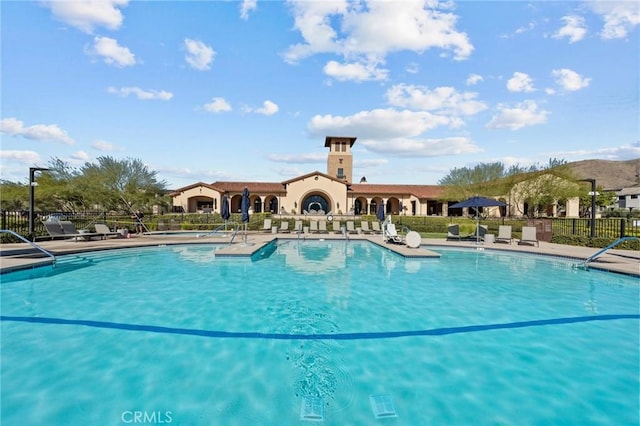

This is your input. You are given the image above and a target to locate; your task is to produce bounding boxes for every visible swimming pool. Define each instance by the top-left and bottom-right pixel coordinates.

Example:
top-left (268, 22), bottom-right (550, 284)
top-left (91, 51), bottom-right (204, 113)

top-left (1, 241), bottom-right (638, 425)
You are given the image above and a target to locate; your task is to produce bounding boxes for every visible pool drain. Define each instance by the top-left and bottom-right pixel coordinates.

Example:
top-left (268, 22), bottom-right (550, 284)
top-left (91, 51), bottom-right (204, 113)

top-left (369, 394), bottom-right (398, 418)
top-left (300, 396), bottom-right (324, 422)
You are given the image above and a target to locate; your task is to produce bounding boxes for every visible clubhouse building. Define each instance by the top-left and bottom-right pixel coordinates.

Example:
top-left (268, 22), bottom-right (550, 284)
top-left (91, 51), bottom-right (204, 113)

top-left (169, 136), bottom-right (579, 218)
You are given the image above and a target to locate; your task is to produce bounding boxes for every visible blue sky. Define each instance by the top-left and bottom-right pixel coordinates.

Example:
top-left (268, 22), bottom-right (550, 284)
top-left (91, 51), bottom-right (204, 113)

top-left (1, 0), bottom-right (639, 189)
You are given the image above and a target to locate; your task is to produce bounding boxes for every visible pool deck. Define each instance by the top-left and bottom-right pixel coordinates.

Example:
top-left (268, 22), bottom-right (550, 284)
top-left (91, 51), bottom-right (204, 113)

top-left (1, 231), bottom-right (638, 276)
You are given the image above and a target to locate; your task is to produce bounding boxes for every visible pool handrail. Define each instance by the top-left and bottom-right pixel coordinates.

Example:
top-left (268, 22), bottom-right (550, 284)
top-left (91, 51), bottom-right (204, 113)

top-left (204, 222), bottom-right (239, 237)
top-left (0, 229), bottom-right (57, 265)
top-left (583, 236), bottom-right (640, 269)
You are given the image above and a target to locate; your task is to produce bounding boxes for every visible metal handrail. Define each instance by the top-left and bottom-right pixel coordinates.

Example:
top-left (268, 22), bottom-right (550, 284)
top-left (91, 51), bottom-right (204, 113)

top-left (584, 236), bottom-right (640, 268)
top-left (228, 223), bottom-right (241, 245)
top-left (341, 225), bottom-right (350, 241)
top-left (0, 229), bottom-right (56, 265)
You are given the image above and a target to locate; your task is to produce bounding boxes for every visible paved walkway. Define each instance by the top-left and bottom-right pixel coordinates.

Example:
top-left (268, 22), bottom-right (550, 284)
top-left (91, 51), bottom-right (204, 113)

top-left (1, 231), bottom-right (638, 276)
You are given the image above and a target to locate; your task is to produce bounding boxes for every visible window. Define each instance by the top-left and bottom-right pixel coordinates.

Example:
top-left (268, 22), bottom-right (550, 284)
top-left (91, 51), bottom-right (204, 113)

top-left (337, 168), bottom-right (344, 178)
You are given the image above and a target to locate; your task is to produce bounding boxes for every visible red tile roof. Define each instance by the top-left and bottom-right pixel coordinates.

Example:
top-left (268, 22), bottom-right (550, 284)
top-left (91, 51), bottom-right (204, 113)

top-left (350, 184), bottom-right (444, 199)
top-left (209, 181), bottom-right (287, 194)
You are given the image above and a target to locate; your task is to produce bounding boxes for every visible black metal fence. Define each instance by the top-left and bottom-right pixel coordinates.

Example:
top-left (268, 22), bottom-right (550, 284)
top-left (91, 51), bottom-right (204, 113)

top-left (551, 218), bottom-right (639, 239)
top-left (1, 210), bottom-right (639, 242)
top-left (0, 210), bottom-right (113, 240)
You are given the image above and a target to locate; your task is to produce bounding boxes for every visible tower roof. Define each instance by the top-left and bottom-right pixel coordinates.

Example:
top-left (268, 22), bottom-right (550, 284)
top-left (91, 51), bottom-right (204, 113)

top-left (324, 136), bottom-right (357, 147)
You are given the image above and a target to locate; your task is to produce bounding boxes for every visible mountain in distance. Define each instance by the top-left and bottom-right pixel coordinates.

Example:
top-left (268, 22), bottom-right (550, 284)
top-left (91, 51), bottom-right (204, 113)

top-left (565, 158), bottom-right (640, 191)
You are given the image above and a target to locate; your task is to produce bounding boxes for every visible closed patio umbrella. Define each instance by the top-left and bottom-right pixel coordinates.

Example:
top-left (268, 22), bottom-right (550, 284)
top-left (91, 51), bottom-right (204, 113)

top-left (377, 202), bottom-right (385, 223)
top-left (221, 195), bottom-right (230, 230)
top-left (449, 196), bottom-right (506, 244)
top-left (241, 187), bottom-right (250, 243)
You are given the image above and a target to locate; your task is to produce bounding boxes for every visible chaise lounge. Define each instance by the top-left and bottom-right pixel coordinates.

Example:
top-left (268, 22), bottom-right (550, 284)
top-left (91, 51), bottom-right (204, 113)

top-left (44, 220), bottom-right (102, 242)
top-left (518, 226), bottom-right (539, 247)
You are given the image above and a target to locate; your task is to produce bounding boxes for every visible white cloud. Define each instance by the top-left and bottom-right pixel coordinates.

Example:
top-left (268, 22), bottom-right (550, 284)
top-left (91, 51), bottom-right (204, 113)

top-left (354, 158), bottom-right (389, 168)
top-left (323, 60), bottom-right (388, 82)
top-left (553, 141), bottom-right (640, 161)
top-left (385, 84), bottom-right (487, 117)
top-left (44, 0), bottom-right (128, 34)
top-left (0, 118), bottom-right (75, 145)
top-left (359, 136), bottom-right (482, 157)
top-left (267, 152), bottom-right (326, 163)
top-left (506, 72), bottom-right (535, 93)
top-left (240, 0), bottom-right (257, 20)
top-left (87, 36), bottom-right (137, 67)
top-left (107, 86), bottom-right (173, 100)
top-left (406, 62), bottom-right (419, 74)
top-left (486, 100), bottom-right (549, 130)
top-left (0, 150), bottom-right (42, 164)
top-left (466, 73), bottom-right (483, 86)
top-left (203, 97), bottom-right (232, 113)
top-left (515, 21), bottom-right (536, 35)
top-left (91, 140), bottom-right (116, 151)
top-left (246, 100), bottom-right (279, 116)
top-left (588, 1), bottom-right (640, 40)
top-left (70, 151), bottom-right (90, 162)
top-left (551, 68), bottom-right (591, 91)
top-left (184, 38), bottom-right (215, 71)
top-left (308, 108), bottom-right (450, 140)
top-left (283, 0), bottom-right (473, 81)
top-left (552, 15), bottom-right (587, 43)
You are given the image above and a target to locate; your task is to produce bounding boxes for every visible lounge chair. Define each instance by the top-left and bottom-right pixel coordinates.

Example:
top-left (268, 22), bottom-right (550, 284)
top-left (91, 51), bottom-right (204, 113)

top-left (447, 224), bottom-right (462, 241)
top-left (44, 220), bottom-right (101, 242)
top-left (371, 221), bottom-right (382, 234)
top-left (360, 221), bottom-right (372, 234)
top-left (278, 221), bottom-right (290, 233)
top-left (294, 220), bottom-right (303, 233)
top-left (519, 226), bottom-right (539, 247)
top-left (346, 221), bottom-right (357, 234)
top-left (495, 225), bottom-right (513, 244)
top-left (157, 220), bottom-right (169, 231)
top-left (94, 223), bottom-right (120, 239)
top-left (318, 220), bottom-right (328, 233)
top-left (384, 223), bottom-right (404, 244)
top-left (309, 220), bottom-right (319, 233)
top-left (332, 221), bottom-right (342, 234)
top-left (261, 218), bottom-right (272, 232)
top-left (474, 224), bottom-right (489, 241)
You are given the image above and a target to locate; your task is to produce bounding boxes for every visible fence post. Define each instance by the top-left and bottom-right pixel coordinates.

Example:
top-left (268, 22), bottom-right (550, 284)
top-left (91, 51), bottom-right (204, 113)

top-left (620, 218), bottom-right (626, 238)
top-left (1, 210), bottom-right (5, 230)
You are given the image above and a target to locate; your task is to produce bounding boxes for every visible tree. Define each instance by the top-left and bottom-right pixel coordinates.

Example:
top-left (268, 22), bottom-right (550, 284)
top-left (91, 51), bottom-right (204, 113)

top-left (438, 158), bottom-right (583, 217)
top-left (0, 156), bottom-right (169, 213)
top-left (80, 156), bottom-right (168, 211)
top-left (0, 180), bottom-right (28, 210)
top-left (579, 185), bottom-right (617, 217)
top-left (438, 162), bottom-right (513, 200)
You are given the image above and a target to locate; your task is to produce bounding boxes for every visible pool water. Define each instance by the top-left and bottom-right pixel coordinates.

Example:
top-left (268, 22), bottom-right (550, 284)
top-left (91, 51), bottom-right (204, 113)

top-left (1, 241), bottom-right (638, 425)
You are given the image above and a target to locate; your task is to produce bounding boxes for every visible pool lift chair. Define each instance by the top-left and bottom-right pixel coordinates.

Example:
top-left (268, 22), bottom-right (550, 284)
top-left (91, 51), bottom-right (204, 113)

top-left (383, 220), bottom-right (404, 244)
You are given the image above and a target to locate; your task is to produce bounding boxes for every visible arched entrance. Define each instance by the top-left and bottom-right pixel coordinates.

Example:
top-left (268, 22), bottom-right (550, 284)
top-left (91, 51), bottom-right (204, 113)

top-left (302, 193), bottom-right (330, 214)
top-left (265, 196), bottom-right (278, 214)
top-left (354, 198), bottom-right (365, 215)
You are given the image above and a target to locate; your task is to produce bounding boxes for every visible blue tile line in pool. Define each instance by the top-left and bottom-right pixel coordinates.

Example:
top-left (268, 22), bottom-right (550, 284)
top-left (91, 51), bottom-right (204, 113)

top-left (2, 314), bottom-right (638, 340)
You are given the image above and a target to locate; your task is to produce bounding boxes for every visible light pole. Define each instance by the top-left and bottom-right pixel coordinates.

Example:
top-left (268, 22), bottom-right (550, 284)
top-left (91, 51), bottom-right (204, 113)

top-left (580, 178), bottom-right (596, 239)
top-left (28, 167), bottom-right (49, 240)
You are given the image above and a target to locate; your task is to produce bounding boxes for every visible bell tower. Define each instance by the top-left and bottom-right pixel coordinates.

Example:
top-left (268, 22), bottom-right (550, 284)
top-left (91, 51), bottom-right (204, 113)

top-left (325, 136), bottom-right (356, 183)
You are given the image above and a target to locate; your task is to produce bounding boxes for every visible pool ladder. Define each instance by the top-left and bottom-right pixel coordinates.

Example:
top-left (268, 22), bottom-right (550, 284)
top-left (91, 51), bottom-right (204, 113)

top-left (583, 236), bottom-right (639, 269)
top-left (0, 229), bottom-right (57, 266)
